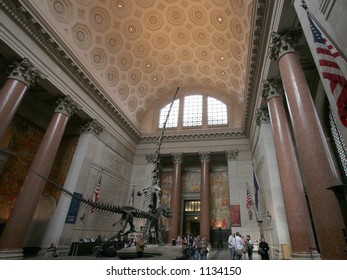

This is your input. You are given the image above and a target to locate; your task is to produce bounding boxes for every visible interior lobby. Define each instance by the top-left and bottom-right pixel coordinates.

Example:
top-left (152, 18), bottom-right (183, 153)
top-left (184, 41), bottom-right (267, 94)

top-left (0, 0), bottom-right (346, 260)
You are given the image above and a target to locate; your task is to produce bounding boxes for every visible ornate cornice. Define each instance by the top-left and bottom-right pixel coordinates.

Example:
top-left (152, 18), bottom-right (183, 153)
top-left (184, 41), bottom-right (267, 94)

top-left (0, 0), bottom-right (141, 141)
top-left (242, 0), bottom-right (275, 135)
top-left (139, 130), bottom-right (246, 143)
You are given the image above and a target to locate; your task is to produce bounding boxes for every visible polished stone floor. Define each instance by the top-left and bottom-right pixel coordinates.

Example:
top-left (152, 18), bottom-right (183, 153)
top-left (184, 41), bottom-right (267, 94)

top-left (25, 244), bottom-right (262, 260)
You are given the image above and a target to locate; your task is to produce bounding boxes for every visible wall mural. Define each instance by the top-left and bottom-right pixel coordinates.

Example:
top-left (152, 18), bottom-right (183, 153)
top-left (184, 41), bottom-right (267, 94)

top-left (182, 171), bottom-right (200, 192)
top-left (0, 117), bottom-right (44, 223)
top-left (0, 116), bottom-right (78, 224)
top-left (210, 171), bottom-right (230, 229)
top-left (160, 172), bottom-right (173, 231)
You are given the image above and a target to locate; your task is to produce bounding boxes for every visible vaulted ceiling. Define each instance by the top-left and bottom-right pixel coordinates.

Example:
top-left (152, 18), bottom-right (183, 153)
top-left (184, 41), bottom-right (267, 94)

top-left (22, 0), bottom-right (254, 134)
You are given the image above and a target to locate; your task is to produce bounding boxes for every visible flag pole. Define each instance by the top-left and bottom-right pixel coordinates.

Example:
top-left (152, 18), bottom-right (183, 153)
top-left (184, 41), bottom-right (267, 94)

top-left (301, 1), bottom-right (347, 62)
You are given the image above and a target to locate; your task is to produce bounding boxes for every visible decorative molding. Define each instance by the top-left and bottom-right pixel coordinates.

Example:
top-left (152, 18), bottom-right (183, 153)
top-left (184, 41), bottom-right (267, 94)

top-left (140, 130), bottom-right (246, 143)
top-left (0, 0), bottom-right (141, 141)
top-left (242, 0), bottom-right (274, 134)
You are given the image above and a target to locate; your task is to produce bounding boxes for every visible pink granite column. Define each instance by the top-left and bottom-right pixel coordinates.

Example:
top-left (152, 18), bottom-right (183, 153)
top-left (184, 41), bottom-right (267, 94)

top-left (261, 79), bottom-right (317, 258)
top-left (0, 58), bottom-right (43, 140)
top-left (168, 153), bottom-right (183, 243)
top-left (0, 96), bottom-right (78, 258)
top-left (270, 31), bottom-right (346, 259)
top-left (199, 152), bottom-right (210, 241)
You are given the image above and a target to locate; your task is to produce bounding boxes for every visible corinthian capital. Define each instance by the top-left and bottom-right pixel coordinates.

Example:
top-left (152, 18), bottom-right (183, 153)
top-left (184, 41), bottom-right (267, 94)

top-left (256, 108), bottom-right (270, 126)
top-left (199, 152), bottom-right (210, 163)
top-left (54, 96), bottom-right (79, 118)
top-left (172, 153), bottom-right (183, 164)
top-left (226, 150), bottom-right (239, 160)
top-left (269, 30), bottom-right (301, 61)
top-left (81, 119), bottom-right (104, 136)
top-left (7, 58), bottom-right (45, 87)
top-left (261, 79), bottom-right (284, 102)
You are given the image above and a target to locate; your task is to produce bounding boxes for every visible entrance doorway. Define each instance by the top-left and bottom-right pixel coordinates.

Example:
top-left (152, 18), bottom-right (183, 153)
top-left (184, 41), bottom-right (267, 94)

top-left (183, 200), bottom-right (200, 236)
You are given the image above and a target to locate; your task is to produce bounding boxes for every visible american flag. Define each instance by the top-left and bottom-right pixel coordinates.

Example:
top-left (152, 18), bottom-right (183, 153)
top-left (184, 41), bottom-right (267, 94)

top-left (90, 176), bottom-right (102, 213)
top-left (253, 172), bottom-right (260, 211)
top-left (307, 12), bottom-right (347, 127)
top-left (246, 189), bottom-right (252, 220)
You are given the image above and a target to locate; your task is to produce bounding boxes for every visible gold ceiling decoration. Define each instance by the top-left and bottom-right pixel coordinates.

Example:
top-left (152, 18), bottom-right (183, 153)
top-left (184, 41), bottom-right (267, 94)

top-left (28, 0), bottom-right (253, 130)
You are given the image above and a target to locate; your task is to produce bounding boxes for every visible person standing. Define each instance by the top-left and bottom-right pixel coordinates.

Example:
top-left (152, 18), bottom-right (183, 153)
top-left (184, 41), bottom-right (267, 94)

top-left (199, 235), bottom-right (209, 260)
top-left (228, 232), bottom-right (236, 260)
top-left (245, 234), bottom-right (254, 260)
top-left (234, 232), bottom-right (244, 260)
top-left (258, 237), bottom-right (270, 260)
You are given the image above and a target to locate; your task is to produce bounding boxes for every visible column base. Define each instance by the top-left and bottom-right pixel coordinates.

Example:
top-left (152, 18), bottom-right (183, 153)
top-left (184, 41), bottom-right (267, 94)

top-left (291, 252), bottom-right (321, 260)
top-left (0, 249), bottom-right (24, 259)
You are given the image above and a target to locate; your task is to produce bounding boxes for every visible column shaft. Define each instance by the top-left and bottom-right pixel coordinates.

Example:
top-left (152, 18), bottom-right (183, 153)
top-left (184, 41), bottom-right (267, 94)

top-left (279, 52), bottom-right (346, 259)
top-left (200, 153), bottom-right (210, 240)
top-left (267, 92), bottom-right (315, 255)
top-left (0, 97), bottom-right (77, 256)
top-left (168, 154), bottom-right (182, 242)
top-left (0, 80), bottom-right (28, 139)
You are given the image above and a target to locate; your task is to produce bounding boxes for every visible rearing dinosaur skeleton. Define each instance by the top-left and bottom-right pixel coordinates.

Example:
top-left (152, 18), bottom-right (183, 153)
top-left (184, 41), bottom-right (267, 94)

top-left (33, 86), bottom-right (179, 246)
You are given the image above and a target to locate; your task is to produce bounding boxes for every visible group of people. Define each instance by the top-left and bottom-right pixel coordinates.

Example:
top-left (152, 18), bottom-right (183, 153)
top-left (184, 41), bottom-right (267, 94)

top-left (175, 235), bottom-right (210, 260)
top-left (228, 232), bottom-right (270, 260)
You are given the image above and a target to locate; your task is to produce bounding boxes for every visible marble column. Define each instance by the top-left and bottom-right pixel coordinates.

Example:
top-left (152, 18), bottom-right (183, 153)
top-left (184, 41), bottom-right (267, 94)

top-left (261, 79), bottom-right (317, 259)
top-left (168, 153), bottom-right (183, 243)
top-left (270, 31), bottom-right (346, 259)
top-left (0, 58), bottom-right (43, 140)
top-left (199, 152), bottom-right (210, 240)
top-left (0, 96), bottom-right (78, 259)
top-left (40, 120), bottom-right (103, 249)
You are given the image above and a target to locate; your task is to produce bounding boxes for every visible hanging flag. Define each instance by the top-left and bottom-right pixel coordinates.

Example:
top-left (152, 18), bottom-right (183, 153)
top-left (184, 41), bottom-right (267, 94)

top-left (246, 189), bottom-right (252, 220)
top-left (90, 175), bottom-right (102, 213)
top-left (306, 12), bottom-right (347, 127)
top-left (253, 172), bottom-right (260, 211)
top-left (128, 186), bottom-right (135, 207)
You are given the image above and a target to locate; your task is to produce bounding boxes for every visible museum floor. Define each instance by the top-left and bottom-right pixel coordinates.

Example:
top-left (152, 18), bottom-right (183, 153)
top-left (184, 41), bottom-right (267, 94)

top-left (24, 244), bottom-right (262, 260)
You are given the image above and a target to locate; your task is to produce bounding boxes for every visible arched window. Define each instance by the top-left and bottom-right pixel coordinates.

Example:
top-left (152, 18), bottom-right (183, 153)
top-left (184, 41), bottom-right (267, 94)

top-left (207, 97), bottom-right (228, 125)
top-left (158, 99), bottom-right (179, 128)
top-left (183, 95), bottom-right (203, 127)
top-left (158, 94), bottom-right (228, 129)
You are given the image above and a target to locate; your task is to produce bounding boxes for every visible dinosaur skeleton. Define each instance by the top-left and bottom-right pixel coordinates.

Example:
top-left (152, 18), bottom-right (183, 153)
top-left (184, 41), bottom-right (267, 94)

top-left (32, 87), bottom-right (179, 246)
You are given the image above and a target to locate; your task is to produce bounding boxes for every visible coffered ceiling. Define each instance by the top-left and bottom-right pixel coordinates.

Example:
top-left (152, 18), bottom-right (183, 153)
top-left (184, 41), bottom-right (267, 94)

top-left (23, 0), bottom-right (253, 133)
